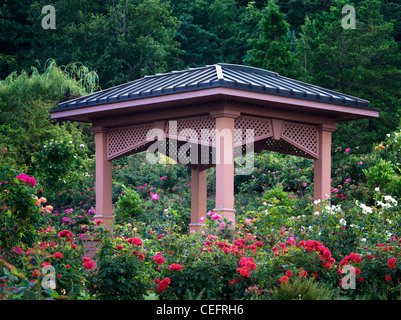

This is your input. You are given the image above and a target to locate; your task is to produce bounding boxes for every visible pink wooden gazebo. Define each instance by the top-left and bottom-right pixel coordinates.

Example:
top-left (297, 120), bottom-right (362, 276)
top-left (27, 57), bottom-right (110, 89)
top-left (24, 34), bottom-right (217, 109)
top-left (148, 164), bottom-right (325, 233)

top-left (50, 64), bottom-right (379, 231)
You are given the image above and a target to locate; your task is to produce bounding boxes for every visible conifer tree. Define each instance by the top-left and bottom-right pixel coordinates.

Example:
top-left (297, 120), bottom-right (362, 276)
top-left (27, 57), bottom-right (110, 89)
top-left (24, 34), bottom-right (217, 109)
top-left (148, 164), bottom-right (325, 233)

top-left (296, 0), bottom-right (401, 153)
top-left (244, 0), bottom-right (298, 77)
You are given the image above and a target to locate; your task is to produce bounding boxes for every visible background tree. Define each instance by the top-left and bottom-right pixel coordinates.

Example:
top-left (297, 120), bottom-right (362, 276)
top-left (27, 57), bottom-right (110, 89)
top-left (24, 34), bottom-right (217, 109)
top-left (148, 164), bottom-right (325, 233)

top-left (0, 0), bottom-right (39, 79)
top-left (244, 0), bottom-right (298, 78)
top-left (296, 0), bottom-right (401, 154)
top-left (1, 0), bottom-right (401, 159)
top-left (221, 1), bottom-right (263, 64)
top-left (174, 15), bottom-right (220, 67)
top-left (0, 60), bottom-right (97, 180)
top-left (28, 0), bottom-right (183, 88)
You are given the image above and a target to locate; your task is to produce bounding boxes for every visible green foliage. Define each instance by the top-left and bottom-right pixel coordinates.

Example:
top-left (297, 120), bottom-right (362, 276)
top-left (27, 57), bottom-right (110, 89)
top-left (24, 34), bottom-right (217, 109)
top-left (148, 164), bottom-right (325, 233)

top-left (245, 0), bottom-right (298, 77)
top-left (346, 243), bottom-right (401, 300)
top-left (32, 140), bottom-right (78, 193)
top-left (0, 261), bottom-right (60, 300)
top-left (29, 0), bottom-right (182, 88)
top-left (220, 1), bottom-right (263, 63)
top-left (262, 183), bottom-right (295, 207)
top-left (0, 226), bottom-right (94, 300)
top-left (153, 231), bottom-right (265, 300)
top-left (115, 187), bottom-right (142, 224)
top-left (0, 166), bottom-right (43, 259)
top-left (0, 0), bottom-right (38, 79)
top-left (296, 0), bottom-right (401, 153)
top-left (0, 60), bottom-right (97, 172)
top-left (174, 15), bottom-right (220, 67)
top-left (381, 126), bottom-right (401, 166)
top-left (90, 227), bottom-right (149, 300)
top-left (269, 274), bottom-right (334, 300)
top-left (364, 159), bottom-right (401, 197)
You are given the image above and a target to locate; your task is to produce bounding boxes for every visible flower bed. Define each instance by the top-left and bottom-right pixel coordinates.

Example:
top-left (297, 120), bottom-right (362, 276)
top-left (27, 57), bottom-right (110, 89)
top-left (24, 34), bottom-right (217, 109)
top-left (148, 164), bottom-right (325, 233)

top-left (1, 153), bottom-right (401, 300)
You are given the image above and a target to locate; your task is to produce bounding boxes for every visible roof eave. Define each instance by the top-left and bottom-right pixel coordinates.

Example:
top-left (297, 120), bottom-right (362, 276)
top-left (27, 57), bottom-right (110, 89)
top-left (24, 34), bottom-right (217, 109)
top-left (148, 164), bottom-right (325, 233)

top-left (50, 86), bottom-right (379, 123)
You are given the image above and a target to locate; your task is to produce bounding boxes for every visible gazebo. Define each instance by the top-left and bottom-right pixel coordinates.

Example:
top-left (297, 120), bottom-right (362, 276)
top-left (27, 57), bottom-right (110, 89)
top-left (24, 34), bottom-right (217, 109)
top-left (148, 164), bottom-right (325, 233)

top-left (50, 64), bottom-right (379, 232)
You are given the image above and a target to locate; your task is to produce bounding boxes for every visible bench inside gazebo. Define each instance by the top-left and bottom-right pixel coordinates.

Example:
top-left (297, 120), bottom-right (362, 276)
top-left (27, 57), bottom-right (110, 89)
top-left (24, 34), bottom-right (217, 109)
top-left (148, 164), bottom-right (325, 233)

top-left (50, 63), bottom-right (379, 232)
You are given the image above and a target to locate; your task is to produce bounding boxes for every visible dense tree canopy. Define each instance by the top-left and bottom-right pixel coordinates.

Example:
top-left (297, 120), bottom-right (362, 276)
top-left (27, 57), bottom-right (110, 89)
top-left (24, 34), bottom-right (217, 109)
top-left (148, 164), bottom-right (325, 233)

top-left (1, 0), bottom-right (401, 153)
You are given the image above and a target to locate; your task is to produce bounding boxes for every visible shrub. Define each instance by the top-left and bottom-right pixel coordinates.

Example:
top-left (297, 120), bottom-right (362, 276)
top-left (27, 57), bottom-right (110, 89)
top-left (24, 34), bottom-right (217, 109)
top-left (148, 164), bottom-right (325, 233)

top-left (114, 186), bottom-right (142, 224)
top-left (89, 227), bottom-right (149, 300)
top-left (338, 241), bottom-right (401, 300)
top-left (259, 239), bottom-right (338, 292)
top-left (364, 158), bottom-right (398, 195)
top-left (43, 207), bottom-right (96, 236)
top-left (152, 230), bottom-right (266, 300)
top-left (0, 257), bottom-right (60, 300)
top-left (0, 165), bottom-right (43, 260)
top-left (0, 231), bottom-right (90, 300)
top-left (269, 273), bottom-right (334, 300)
top-left (262, 183), bottom-right (295, 207)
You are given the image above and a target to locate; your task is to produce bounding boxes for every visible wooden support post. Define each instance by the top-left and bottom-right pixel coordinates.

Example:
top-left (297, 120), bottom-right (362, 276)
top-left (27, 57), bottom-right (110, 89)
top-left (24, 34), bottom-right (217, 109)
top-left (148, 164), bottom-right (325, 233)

top-left (211, 110), bottom-right (239, 227)
top-left (91, 126), bottom-right (113, 228)
top-left (189, 169), bottom-right (207, 232)
top-left (314, 124), bottom-right (336, 204)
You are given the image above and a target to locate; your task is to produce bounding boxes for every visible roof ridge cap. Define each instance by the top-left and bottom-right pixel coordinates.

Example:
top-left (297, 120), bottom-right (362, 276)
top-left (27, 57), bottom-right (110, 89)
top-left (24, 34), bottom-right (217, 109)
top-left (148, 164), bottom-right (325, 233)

top-left (218, 63), bottom-right (279, 77)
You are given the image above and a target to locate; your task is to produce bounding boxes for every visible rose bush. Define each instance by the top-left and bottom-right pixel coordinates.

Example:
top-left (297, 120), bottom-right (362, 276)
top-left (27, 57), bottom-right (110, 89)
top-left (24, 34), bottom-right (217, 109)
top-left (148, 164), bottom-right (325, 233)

top-left (87, 225), bottom-right (149, 300)
top-left (151, 231), bottom-right (267, 300)
top-left (4, 125), bottom-right (401, 300)
top-left (0, 165), bottom-right (44, 260)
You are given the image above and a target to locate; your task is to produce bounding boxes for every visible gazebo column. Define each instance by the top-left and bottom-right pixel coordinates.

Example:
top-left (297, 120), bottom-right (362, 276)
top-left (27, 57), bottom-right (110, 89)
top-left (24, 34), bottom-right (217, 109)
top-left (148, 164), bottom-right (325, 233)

top-left (91, 126), bottom-right (113, 227)
top-left (189, 169), bottom-right (207, 232)
top-left (211, 110), bottom-right (239, 227)
top-left (314, 124), bottom-right (337, 203)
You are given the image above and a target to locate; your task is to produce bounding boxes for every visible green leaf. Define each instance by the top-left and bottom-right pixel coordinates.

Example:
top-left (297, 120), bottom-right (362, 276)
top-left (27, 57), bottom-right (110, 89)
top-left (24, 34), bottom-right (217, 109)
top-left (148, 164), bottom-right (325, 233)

top-left (23, 289), bottom-right (38, 300)
top-left (44, 289), bottom-right (59, 298)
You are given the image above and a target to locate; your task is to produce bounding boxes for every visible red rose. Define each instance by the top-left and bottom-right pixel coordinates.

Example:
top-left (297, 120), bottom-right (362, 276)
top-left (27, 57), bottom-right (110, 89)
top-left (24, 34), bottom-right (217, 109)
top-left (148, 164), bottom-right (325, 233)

top-left (388, 258), bottom-right (396, 269)
top-left (281, 276), bottom-right (289, 284)
top-left (153, 255), bottom-right (165, 265)
top-left (299, 270), bottom-right (308, 278)
top-left (385, 275), bottom-right (391, 282)
top-left (32, 270), bottom-right (41, 277)
top-left (136, 251), bottom-right (145, 261)
top-left (323, 248), bottom-right (331, 260)
top-left (83, 259), bottom-right (95, 269)
top-left (58, 230), bottom-right (74, 238)
top-left (157, 277), bottom-right (171, 292)
top-left (254, 241), bottom-right (263, 248)
top-left (169, 263), bottom-right (183, 271)
top-left (286, 270), bottom-right (293, 277)
top-left (237, 267), bottom-right (250, 278)
top-left (53, 252), bottom-right (63, 259)
top-left (127, 237), bottom-right (143, 246)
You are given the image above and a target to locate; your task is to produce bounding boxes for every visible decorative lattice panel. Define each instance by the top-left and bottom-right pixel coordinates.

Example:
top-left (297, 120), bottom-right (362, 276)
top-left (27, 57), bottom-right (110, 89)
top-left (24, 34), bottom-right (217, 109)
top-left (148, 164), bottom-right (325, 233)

top-left (264, 138), bottom-right (313, 159)
top-left (168, 116), bottom-right (217, 145)
top-left (281, 122), bottom-right (318, 158)
top-left (108, 123), bottom-right (153, 159)
top-left (234, 116), bottom-right (271, 145)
